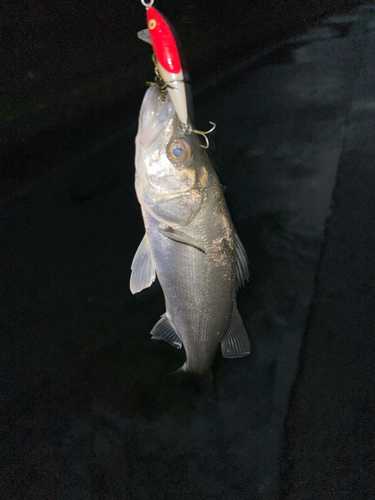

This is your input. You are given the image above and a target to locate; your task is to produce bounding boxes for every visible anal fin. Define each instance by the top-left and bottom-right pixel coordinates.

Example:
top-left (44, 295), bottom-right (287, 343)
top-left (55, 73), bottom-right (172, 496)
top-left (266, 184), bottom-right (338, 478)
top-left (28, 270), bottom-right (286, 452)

top-left (151, 313), bottom-right (183, 349)
top-left (235, 231), bottom-right (250, 290)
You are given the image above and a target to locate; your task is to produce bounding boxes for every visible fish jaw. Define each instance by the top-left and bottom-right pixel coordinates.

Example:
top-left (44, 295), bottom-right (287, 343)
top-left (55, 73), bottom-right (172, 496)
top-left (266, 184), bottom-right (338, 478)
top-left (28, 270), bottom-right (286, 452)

top-left (135, 87), bottom-right (208, 228)
top-left (136, 86), bottom-right (175, 150)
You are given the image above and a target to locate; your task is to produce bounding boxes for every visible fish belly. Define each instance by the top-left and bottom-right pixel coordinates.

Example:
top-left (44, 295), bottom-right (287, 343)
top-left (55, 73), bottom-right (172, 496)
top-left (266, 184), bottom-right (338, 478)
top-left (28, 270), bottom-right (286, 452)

top-left (142, 202), bottom-right (235, 374)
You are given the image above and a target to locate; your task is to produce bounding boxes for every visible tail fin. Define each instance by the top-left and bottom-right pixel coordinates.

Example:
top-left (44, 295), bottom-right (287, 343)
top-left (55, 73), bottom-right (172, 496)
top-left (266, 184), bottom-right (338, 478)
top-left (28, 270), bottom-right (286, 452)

top-left (168, 362), bottom-right (187, 375)
top-left (166, 364), bottom-right (214, 395)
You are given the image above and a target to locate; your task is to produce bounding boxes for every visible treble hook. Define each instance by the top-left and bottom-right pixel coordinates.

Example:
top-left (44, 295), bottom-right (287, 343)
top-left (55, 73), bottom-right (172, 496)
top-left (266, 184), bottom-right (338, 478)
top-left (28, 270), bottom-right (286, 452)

top-left (182, 122), bottom-right (216, 149)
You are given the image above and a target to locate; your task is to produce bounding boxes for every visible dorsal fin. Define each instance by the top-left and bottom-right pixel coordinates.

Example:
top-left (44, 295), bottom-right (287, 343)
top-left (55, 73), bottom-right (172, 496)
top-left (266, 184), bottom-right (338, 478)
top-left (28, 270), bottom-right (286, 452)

top-left (221, 306), bottom-right (250, 358)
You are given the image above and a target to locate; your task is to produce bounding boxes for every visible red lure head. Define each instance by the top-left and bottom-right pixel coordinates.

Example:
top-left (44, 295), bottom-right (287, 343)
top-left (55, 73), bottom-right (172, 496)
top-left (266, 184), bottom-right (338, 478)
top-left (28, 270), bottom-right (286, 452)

top-left (146, 6), bottom-right (182, 74)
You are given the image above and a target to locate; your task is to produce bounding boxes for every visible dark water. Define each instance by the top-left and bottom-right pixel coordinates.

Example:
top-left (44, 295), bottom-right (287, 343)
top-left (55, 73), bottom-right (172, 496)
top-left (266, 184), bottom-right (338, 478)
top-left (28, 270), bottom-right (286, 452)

top-left (1, 6), bottom-right (373, 499)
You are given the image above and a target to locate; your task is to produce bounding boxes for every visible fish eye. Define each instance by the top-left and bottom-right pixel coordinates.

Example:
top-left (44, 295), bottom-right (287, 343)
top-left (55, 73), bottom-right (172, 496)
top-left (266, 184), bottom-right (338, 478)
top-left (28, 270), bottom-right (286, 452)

top-left (167, 138), bottom-right (193, 165)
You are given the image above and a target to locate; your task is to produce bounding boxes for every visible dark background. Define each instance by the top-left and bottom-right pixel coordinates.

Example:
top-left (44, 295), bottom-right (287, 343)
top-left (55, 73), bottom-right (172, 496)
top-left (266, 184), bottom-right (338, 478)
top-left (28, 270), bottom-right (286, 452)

top-left (2, 1), bottom-right (374, 499)
top-left (1, 0), bottom-right (361, 193)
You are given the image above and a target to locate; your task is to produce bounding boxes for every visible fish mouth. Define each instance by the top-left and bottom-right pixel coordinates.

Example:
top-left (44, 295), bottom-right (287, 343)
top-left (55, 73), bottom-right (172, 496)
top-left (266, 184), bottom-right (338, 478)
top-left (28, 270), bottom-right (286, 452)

top-left (137, 87), bottom-right (175, 148)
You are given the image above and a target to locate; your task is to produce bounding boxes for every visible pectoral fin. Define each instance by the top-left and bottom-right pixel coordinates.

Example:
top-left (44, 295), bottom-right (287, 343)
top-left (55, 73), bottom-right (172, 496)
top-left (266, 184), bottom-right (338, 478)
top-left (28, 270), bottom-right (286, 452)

top-left (158, 226), bottom-right (206, 253)
top-left (221, 306), bottom-right (250, 358)
top-left (235, 231), bottom-right (250, 290)
top-left (151, 313), bottom-right (183, 349)
top-left (130, 234), bottom-right (156, 294)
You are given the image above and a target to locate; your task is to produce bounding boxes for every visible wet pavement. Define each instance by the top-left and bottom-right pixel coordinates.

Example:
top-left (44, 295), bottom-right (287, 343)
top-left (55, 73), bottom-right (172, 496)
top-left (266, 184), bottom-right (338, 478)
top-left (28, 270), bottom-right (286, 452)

top-left (1, 4), bottom-right (375, 499)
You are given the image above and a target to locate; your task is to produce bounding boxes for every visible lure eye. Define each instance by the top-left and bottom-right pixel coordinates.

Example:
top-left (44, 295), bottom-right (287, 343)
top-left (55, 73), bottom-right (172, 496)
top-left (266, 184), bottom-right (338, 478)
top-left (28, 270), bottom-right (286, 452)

top-left (148, 19), bottom-right (156, 30)
top-left (167, 138), bottom-right (193, 165)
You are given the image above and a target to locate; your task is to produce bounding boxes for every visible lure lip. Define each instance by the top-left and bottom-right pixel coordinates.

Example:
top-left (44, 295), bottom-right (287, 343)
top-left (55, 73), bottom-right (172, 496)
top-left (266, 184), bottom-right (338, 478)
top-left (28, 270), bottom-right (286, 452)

top-left (145, 6), bottom-right (188, 126)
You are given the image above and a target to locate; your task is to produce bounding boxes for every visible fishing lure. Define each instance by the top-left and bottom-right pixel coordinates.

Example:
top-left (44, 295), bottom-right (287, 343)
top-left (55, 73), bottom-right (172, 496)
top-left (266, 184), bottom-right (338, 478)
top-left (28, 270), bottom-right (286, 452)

top-left (139, 0), bottom-right (215, 147)
top-left (141, 0), bottom-right (187, 127)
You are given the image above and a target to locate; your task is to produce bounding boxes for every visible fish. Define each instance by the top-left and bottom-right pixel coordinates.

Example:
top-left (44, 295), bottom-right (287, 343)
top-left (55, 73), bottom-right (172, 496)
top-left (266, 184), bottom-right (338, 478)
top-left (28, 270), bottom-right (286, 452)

top-left (130, 88), bottom-right (251, 375)
top-left (130, 4), bottom-right (250, 375)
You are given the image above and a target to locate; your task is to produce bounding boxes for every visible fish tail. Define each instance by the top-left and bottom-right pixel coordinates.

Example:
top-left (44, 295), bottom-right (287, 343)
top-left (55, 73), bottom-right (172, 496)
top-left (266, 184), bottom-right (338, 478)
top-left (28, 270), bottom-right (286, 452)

top-left (166, 364), bottom-right (214, 395)
top-left (168, 363), bottom-right (187, 375)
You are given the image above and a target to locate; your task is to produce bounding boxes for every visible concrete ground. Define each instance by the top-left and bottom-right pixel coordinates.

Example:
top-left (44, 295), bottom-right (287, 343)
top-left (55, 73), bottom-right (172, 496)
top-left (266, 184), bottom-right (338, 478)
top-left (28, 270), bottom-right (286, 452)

top-left (1, 4), bottom-right (374, 500)
top-left (280, 13), bottom-right (375, 498)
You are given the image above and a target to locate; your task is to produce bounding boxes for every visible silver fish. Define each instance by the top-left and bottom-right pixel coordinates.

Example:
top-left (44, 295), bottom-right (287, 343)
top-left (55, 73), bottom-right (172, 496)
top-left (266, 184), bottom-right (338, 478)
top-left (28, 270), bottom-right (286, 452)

top-left (130, 86), bottom-right (250, 375)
